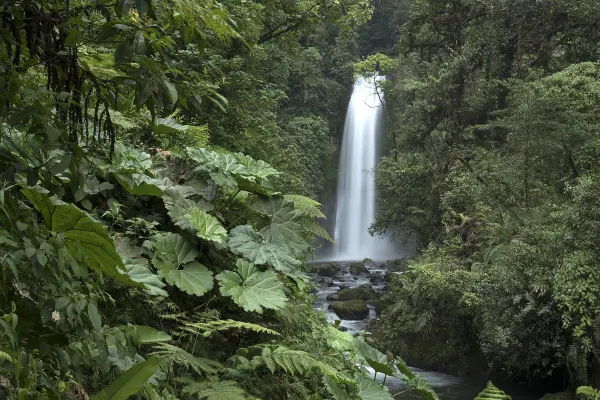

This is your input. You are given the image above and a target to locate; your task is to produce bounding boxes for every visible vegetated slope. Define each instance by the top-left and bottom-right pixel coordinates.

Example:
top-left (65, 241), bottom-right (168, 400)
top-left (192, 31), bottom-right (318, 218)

top-left (364, 0), bottom-right (600, 388)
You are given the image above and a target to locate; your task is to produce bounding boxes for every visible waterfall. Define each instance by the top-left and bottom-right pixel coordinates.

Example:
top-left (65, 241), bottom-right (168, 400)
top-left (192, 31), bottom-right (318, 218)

top-left (325, 76), bottom-right (401, 261)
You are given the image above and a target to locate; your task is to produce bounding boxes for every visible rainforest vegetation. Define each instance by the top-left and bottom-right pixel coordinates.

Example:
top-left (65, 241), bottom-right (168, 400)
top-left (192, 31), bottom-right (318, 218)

top-left (1, 0), bottom-right (600, 399)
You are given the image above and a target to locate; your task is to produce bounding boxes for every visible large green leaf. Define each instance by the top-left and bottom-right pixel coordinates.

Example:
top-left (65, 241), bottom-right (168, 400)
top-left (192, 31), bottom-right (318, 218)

top-left (259, 199), bottom-right (310, 258)
top-left (356, 338), bottom-right (396, 376)
top-left (163, 261), bottom-right (214, 296)
top-left (123, 261), bottom-right (167, 296)
top-left (150, 232), bottom-right (199, 269)
top-left (187, 148), bottom-right (246, 176)
top-left (228, 225), bottom-right (302, 274)
top-left (92, 356), bottom-right (159, 400)
top-left (115, 173), bottom-right (167, 197)
top-left (356, 374), bottom-right (394, 400)
top-left (393, 356), bottom-right (439, 400)
top-left (406, 376), bottom-right (439, 400)
top-left (22, 188), bottom-right (141, 288)
top-left (183, 207), bottom-right (227, 243)
top-left (234, 153), bottom-right (279, 180)
top-left (216, 259), bottom-right (287, 313)
top-left (150, 233), bottom-right (213, 296)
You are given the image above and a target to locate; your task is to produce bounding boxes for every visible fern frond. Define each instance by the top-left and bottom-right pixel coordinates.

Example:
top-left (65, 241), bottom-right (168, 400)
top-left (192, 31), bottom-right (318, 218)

top-left (0, 350), bottom-right (12, 363)
top-left (284, 195), bottom-right (326, 219)
top-left (242, 346), bottom-right (353, 384)
top-left (180, 377), bottom-right (249, 400)
top-left (305, 219), bottom-right (334, 242)
top-left (576, 386), bottom-right (600, 399)
top-left (151, 343), bottom-right (222, 375)
top-left (181, 319), bottom-right (280, 337)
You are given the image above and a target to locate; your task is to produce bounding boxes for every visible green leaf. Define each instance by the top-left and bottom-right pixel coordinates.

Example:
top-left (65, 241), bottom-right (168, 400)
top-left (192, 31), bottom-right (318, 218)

top-left (259, 199), bottom-right (309, 258)
top-left (88, 301), bottom-right (102, 330)
top-left (228, 225), bottom-right (302, 274)
top-left (150, 233), bottom-right (214, 296)
top-left (163, 261), bottom-right (214, 296)
top-left (216, 259), bottom-right (287, 313)
top-left (406, 375), bottom-right (439, 400)
top-left (182, 208), bottom-right (227, 243)
top-left (234, 153), bottom-right (279, 180)
top-left (123, 261), bottom-right (167, 296)
top-left (22, 188), bottom-right (142, 287)
top-left (92, 356), bottom-right (159, 400)
top-left (356, 338), bottom-right (396, 376)
top-left (123, 325), bottom-right (171, 345)
top-left (187, 148), bottom-right (246, 176)
top-left (115, 174), bottom-right (167, 197)
top-left (356, 374), bottom-right (394, 400)
top-left (153, 117), bottom-right (187, 135)
top-left (150, 232), bottom-right (199, 269)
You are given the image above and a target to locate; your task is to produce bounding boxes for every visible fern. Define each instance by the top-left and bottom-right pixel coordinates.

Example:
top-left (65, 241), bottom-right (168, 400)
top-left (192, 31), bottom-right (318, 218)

top-left (180, 377), bottom-right (249, 400)
top-left (0, 350), bottom-right (12, 363)
top-left (233, 346), bottom-right (353, 384)
top-left (473, 382), bottom-right (511, 400)
top-left (181, 319), bottom-right (280, 337)
top-left (284, 195), bottom-right (326, 219)
top-left (577, 386), bottom-right (600, 400)
top-left (151, 343), bottom-right (223, 375)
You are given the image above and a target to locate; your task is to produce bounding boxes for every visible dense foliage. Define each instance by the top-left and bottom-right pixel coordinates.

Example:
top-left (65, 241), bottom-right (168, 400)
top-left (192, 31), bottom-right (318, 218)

top-left (0, 0), bottom-right (446, 399)
top-left (367, 0), bottom-right (600, 389)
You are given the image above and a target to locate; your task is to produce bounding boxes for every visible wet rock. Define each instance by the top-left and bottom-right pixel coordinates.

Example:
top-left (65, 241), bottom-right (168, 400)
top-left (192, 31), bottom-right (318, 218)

top-left (329, 300), bottom-right (370, 320)
top-left (338, 284), bottom-right (350, 290)
top-left (349, 262), bottom-right (369, 275)
top-left (337, 287), bottom-right (371, 301)
top-left (352, 276), bottom-right (359, 281)
top-left (363, 258), bottom-right (376, 268)
top-left (326, 293), bottom-right (340, 301)
top-left (325, 279), bottom-right (335, 287)
top-left (370, 273), bottom-right (385, 284)
top-left (386, 258), bottom-right (410, 273)
top-left (308, 262), bottom-right (341, 277)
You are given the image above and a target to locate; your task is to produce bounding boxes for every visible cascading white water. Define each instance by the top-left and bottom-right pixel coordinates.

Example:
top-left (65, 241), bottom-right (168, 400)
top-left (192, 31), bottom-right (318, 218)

top-left (328, 76), bottom-right (400, 261)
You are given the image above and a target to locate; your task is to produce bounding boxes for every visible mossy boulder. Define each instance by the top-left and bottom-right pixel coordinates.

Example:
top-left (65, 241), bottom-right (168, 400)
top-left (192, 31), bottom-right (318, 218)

top-left (370, 272), bottom-right (385, 284)
top-left (363, 258), bottom-right (376, 267)
top-left (474, 382), bottom-right (511, 400)
top-left (386, 258), bottom-right (410, 273)
top-left (329, 300), bottom-right (370, 320)
top-left (349, 262), bottom-right (369, 275)
top-left (307, 262), bottom-right (341, 277)
top-left (337, 287), bottom-right (370, 301)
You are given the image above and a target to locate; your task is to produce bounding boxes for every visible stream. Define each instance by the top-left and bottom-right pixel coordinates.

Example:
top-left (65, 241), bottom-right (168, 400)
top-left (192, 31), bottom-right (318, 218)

top-left (309, 262), bottom-right (540, 400)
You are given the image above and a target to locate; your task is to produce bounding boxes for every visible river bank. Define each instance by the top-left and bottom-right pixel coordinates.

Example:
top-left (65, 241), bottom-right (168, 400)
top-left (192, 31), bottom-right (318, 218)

top-left (308, 259), bottom-right (542, 400)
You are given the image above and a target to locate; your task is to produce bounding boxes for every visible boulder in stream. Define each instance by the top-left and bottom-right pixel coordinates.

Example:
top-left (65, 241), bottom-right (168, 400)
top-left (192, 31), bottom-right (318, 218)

top-left (363, 258), bottom-right (376, 268)
top-left (337, 287), bottom-right (371, 301)
top-left (349, 262), bottom-right (369, 275)
top-left (329, 300), bottom-right (370, 320)
top-left (308, 262), bottom-right (341, 277)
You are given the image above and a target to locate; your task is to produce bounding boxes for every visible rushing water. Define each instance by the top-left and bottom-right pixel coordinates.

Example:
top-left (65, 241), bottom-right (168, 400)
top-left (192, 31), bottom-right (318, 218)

top-left (325, 77), bottom-right (403, 261)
